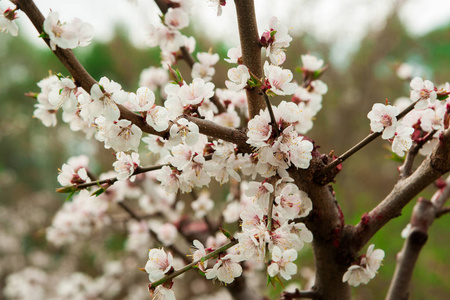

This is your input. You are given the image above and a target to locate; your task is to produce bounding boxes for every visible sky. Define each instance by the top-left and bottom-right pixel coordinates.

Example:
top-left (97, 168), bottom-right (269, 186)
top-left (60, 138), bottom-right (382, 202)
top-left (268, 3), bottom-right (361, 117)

top-left (6, 0), bottom-right (450, 64)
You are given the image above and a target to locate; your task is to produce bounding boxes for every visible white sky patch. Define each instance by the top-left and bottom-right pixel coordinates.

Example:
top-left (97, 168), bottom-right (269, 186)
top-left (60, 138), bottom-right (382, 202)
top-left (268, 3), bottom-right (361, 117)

top-left (9, 0), bottom-right (450, 61)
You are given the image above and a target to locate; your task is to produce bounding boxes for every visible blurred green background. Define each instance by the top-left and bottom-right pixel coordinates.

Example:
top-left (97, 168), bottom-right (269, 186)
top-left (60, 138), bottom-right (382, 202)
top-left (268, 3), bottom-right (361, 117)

top-left (0, 8), bottom-right (449, 300)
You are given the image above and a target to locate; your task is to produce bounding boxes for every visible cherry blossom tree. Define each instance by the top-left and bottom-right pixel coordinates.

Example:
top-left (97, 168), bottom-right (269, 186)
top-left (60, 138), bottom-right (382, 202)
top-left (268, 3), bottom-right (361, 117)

top-left (2, 0), bottom-right (450, 299)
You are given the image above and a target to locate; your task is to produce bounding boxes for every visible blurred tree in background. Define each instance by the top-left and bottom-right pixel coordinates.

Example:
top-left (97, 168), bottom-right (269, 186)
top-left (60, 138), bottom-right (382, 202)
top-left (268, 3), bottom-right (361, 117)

top-left (0, 7), bottom-right (449, 299)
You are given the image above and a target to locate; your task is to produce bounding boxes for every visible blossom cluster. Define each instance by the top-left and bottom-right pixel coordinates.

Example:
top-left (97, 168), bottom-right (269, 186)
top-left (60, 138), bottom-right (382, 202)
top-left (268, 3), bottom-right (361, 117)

top-left (43, 11), bottom-right (94, 51)
top-left (367, 77), bottom-right (450, 157)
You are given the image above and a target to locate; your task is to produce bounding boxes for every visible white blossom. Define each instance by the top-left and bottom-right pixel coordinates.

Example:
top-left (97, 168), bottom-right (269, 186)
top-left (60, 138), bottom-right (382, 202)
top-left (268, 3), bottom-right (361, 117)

top-left (225, 65), bottom-right (250, 91)
top-left (267, 246), bottom-right (298, 280)
top-left (0, 7), bottom-right (19, 36)
top-left (301, 54), bottom-right (324, 72)
top-left (205, 254), bottom-right (244, 284)
top-left (43, 11), bottom-right (93, 51)
top-left (392, 126), bottom-right (414, 157)
top-left (367, 103), bottom-right (400, 139)
top-left (264, 62), bottom-right (297, 96)
top-left (145, 248), bottom-right (174, 282)
top-left (113, 152), bottom-right (140, 181)
top-left (410, 77), bottom-right (437, 109)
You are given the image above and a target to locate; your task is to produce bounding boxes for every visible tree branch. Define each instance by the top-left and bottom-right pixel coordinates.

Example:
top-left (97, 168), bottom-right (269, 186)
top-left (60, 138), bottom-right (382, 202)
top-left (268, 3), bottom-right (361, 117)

top-left (183, 115), bottom-right (252, 153)
top-left (17, 0), bottom-right (234, 146)
top-left (234, 0), bottom-right (265, 118)
top-left (436, 206), bottom-right (450, 218)
top-left (149, 238), bottom-right (238, 288)
top-left (399, 130), bottom-right (437, 179)
top-left (385, 175), bottom-right (450, 300)
top-left (345, 128), bottom-right (450, 253)
top-left (56, 162), bottom-right (171, 193)
top-left (288, 160), bottom-right (349, 299)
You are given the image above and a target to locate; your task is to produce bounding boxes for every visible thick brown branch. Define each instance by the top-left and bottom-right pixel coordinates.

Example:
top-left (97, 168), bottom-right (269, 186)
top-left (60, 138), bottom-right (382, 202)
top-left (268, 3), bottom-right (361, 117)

top-left (288, 159), bottom-right (350, 300)
top-left (183, 115), bottom-right (252, 153)
top-left (234, 0), bottom-right (265, 118)
top-left (345, 128), bottom-right (450, 253)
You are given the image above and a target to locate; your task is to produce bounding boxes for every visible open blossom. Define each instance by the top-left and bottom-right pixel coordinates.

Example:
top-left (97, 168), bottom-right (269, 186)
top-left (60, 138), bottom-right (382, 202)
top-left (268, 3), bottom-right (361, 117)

top-left (178, 78), bottom-right (215, 105)
top-left (58, 164), bottom-right (88, 186)
top-left (343, 265), bottom-right (371, 287)
top-left (409, 77), bottom-right (437, 109)
top-left (49, 78), bottom-right (77, 109)
top-left (267, 246), bottom-right (298, 280)
top-left (225, 65), bottom-right (250, 91)
top-left (128, 87), bottom-right (155, 112)
top-left (145, 248), bottom-right (174, 282)
top-left (102, 119), bottom-right (142, 152)
top-left (89, 77), bottom-right (128, 122)
top-left (169, 118), bottom-right (200, 146)
top-left (367, 103), bottom-right (400, 139)
top-left (301, 54), bottom-right (324, 72)
top-left (192, 52), bottom-right (220, 81)
top-left (365, 244), bottom-right (385, 277)
top-left (225, 46), bottom-right (242, 64)
top-left (113, 152), bottom-right (140, 181)
top-left (392, 126), bottom-right (414, 157)
top-left (150, 285), bottom-right (176, 300)
top-left (264, 62), bottom-right (297, 96)
top-left (0, 7), bottom-right (19, 36)
top-left (43, 11), bottom-right (94, 51)
top-left (149, 25), bottom-right (184, 52)
top-left (261, 17), bottom-right (292, 65)
top-left (164, 8), bottom-right (189, 30)
top-left (139, 67), bottom-right (169, 91)
top-left (57, 155), bottom-right (90, 186)
top-left (343, 244), bottom-right (385, 287)
top-left (205, 254), bottom-right (244, 284)
top-left (147, 105), bottom-right (169, 132)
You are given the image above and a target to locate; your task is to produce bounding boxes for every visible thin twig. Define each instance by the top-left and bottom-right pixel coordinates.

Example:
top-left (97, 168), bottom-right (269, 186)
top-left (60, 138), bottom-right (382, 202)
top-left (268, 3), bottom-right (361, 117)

top-left (318, 101), bottom-right (417, 180)
top-left (399, 129), bottom-right (437, 179)
top-left (266, 193), bottom-right (276, 231)
top-left (150, 238), bottom-right (238, 288)
top-left (262, 92), bottom-right (280, 137)
top-left (56, 162), bottom-right (170, 192)
top-left (436, 206), bottom-right (450, 218)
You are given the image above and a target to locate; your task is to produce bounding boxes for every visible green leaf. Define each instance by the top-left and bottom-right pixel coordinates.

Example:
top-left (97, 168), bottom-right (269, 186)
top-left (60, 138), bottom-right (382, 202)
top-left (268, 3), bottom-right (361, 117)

top-left (91, 187), bottom-right (107, 197)
top-left (65, 190), bottom-right (76, 202)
